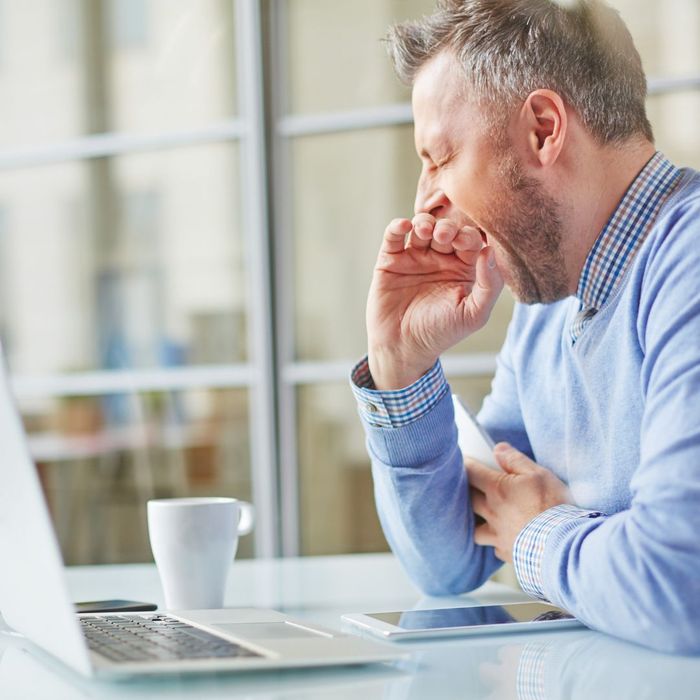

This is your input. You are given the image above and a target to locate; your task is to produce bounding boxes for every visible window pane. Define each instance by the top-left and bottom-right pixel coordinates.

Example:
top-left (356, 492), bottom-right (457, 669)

top-left (297, 383), bottom-right (388, 555)
top-left (0, 143), bottom-right (247, 374)
top-left (0, 0), bottom-right (236, 149)
top-left (648, 92), bottom-right (700, 168)
top-left (104, 0), bottom-right (237, 133)
top-left (21, 387), bottom-right (252, 565)
top-left (291, 125), bottom-right (419, 362)
top-left (610, 0), bottom-right (700, 77)
top-left (285, 0), bottom-right (435, 114)
top-left (0, 1), bottom-right (86, 148)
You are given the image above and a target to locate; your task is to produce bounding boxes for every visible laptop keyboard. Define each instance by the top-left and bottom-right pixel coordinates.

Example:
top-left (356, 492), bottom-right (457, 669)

top-left (79, 613), bottom-right (263, 664)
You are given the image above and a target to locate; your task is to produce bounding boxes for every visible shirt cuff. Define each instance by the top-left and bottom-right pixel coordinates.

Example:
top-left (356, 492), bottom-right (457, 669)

top-left (513, 504), bottom-right (605, 601)
top-left (349, 356), bottom-right (448, 428)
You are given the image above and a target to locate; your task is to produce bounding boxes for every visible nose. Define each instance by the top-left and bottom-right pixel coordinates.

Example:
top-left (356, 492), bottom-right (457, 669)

top-left (414, 185), bottom-right (453, 219)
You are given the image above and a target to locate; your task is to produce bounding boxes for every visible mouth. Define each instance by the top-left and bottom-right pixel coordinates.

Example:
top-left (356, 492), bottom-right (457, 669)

top-left (478, 228), bottom-right (489, 246)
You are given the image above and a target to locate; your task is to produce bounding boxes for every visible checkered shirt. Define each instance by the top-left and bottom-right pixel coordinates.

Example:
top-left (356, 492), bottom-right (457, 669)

top-left (513, 505), bottom-right (604, 600)
top-left (570, 151), bottom-right (681, 343)
top-left (350, 357), bottom-right (447, 428)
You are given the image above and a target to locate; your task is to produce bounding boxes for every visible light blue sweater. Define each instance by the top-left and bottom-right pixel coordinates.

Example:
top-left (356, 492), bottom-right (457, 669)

top-left (364, 169), bottom-right (700, 654)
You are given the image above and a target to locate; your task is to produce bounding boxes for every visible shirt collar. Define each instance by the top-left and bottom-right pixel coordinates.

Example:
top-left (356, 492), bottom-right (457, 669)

top-left (576, 151), bottom-right (682, 310)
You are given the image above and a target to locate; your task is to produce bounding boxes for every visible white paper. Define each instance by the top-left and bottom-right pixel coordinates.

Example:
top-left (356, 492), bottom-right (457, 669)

top-left (452, 394), bottom-right (500, 470)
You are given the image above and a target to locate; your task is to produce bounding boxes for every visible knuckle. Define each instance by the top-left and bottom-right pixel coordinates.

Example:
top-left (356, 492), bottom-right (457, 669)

top-left (494, 475), bottom-right (509, 498)
top-left (412, 213), bottom-right (435, 227)
top-left (387, 218), bottom-right (410, 233)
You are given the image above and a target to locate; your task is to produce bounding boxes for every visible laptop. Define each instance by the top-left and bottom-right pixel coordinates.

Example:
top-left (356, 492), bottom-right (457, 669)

top-left (0, 347), bottom-right (404, 679)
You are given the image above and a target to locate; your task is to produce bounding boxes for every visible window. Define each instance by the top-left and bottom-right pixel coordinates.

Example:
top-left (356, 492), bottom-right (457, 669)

top-left (1, 0), bottom-right (698, 564)
top-left (0, 1), bottom-right (264, 565)
top-left (108, 0), bottom-right (149, 49)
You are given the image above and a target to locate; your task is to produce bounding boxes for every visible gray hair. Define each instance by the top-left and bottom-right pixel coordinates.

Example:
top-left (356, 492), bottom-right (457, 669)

top-left (386, 0), bottom-right (653, 144)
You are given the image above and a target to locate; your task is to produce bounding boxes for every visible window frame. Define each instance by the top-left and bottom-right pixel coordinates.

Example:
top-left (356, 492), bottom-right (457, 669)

top-left (2, 0), bottom-right (700, 559)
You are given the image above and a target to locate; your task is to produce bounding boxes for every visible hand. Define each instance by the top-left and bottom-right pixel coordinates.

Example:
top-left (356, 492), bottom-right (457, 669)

top-left (466, 443), bottom-right (571, 562)
top-left (367, 213), bottom-right (503, 390)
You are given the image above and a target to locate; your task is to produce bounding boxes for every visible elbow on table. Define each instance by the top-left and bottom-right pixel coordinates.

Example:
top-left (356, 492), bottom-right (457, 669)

top-left (653, 610), bottom-right (700, 655)
top-left (620, 594), bottom-right (700, 655)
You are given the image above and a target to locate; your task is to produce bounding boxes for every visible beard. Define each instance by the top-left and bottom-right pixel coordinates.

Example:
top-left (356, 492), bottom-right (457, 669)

top-left (484, 151), bottom-right (570, 305)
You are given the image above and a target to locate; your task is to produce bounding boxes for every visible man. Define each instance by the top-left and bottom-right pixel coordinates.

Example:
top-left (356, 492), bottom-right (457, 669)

top-left (350, 0), bottom-right (700, 654)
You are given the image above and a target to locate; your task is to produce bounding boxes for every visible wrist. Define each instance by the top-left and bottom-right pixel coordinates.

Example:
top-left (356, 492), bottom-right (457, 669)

top-left (367, 348), bottom-right (436, 390)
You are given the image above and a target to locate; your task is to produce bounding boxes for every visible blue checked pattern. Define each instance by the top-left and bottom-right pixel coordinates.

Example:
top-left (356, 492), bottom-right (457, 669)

top-left (571, 152), bottom-right (681, 343)
top-left (516, 642), bottom-right (554, 700)
top-left (350, 356), bottom-right (448, 428)
top-left (514, 504), bottom-right (605, 600)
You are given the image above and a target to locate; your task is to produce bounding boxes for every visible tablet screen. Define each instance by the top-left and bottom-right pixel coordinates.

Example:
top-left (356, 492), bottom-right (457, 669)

top-left (368, 603), bottom-right (573, 630)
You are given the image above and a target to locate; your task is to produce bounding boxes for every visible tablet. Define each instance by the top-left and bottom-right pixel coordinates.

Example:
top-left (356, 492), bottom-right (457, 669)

top-left (342, 602), bottom-right (582, 640)
top-left (452, 394), bottom-right (500, 470)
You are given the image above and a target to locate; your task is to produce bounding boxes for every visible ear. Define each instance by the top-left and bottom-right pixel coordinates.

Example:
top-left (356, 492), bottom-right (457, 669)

top-left (519, 90), bottom-right (567, 167)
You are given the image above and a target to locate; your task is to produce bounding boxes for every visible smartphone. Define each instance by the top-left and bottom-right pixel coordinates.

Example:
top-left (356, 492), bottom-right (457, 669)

top-left (74, 599), bottom-right (157, 614)
top-left (342, 602), bottom-right (582, 640)
top-left (452, 394), bottom-right (500, 470)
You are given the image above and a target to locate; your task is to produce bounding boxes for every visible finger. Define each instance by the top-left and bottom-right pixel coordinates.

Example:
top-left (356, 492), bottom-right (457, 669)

top-left (381, 218), bottom-right (413, 254)
top-left (429, 238), bottom-right (453, 254)
top-left (460, 245), bottom-right (504, 326)
top-left (406, 228), bottom-right (431, 250)
top-left (429, 219), bottom-right (460, 254)
top-left (465, 458), bottom-right (500, 491)
top-left (493, 442), bottom-right (535, 475)
top-left (407, 213), bottom-right (434, 250)
top-left (469, 487), bottom-right (491, 519)
top-left (412, 212), bottom-right (436, 237)
top-left (433, 219), bottom-right (460, 245)
top-left (453, 226), bottom-right (485, 264)
top-left (474, 522), bottom-right (497, 547)
top-left (452, 226), bottom-right (484, 251)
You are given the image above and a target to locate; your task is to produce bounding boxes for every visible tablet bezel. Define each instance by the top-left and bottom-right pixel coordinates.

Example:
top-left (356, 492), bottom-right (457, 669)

top-left (342, 602), bottom-right (583, 640)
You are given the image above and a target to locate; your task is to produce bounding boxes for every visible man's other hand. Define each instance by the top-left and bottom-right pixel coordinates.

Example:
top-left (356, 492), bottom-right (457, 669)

top-left (367, 214), bottom-right (503, 390)
top-left (467, 443), bottom-right (571, 562)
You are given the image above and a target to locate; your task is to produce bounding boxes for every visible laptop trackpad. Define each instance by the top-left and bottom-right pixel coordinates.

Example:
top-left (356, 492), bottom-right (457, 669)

top-left (213, 622), bottom-right (329, 640)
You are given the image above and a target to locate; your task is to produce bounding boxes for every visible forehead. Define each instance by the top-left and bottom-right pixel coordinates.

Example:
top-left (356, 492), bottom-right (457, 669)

top-left (411, 53), bottom-right (479, 150)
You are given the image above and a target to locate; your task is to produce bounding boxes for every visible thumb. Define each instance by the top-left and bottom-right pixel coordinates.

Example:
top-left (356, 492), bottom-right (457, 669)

top-left (463, 246), bottom-right (504, 326)
top-left (494, 442), bottom-right (534, 474)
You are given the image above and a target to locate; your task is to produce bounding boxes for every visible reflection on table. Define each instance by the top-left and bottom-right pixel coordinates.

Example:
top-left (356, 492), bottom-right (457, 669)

top-left (1, 553), bottom-right (697, 699)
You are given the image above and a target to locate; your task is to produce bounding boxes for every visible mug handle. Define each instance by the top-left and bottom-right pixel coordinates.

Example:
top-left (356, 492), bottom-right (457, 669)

top-left (236, 501), bottom-right (255, 536)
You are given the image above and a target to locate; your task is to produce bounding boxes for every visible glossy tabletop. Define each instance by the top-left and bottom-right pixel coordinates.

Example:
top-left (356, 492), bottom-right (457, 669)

top-left (1, 553), bottom-right (698, 699)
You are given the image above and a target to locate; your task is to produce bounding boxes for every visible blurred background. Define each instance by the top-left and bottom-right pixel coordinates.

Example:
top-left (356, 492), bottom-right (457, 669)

top-left (0, 0), bottom-right (698, 568)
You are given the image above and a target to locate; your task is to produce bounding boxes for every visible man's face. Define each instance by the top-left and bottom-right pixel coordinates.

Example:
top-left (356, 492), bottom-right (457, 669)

top-left (412, 53), bottom-right (570, 304)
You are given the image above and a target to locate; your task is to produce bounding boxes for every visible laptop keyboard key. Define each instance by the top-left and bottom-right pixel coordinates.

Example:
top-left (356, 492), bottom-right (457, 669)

top-left (80, 614), bottom-right (263, 664)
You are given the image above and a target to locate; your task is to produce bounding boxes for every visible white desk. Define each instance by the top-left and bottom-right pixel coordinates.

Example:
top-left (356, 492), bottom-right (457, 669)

top-left (1, 553), bottom-right (698, 698)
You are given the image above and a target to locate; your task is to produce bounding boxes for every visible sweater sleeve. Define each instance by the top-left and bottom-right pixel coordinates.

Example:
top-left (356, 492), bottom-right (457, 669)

top-left (350, 355), bottom-right (508, 593)
top-left (360, 386), bottom-right (502, 594)
top-left (515, 212), bottom-right (700, 654)
top-left (348, 316), bottom-right (531, 594)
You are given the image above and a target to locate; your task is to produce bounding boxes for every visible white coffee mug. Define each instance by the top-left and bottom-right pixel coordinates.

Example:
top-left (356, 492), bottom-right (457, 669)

top-left (147, 497), bottom-right (254, 610)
